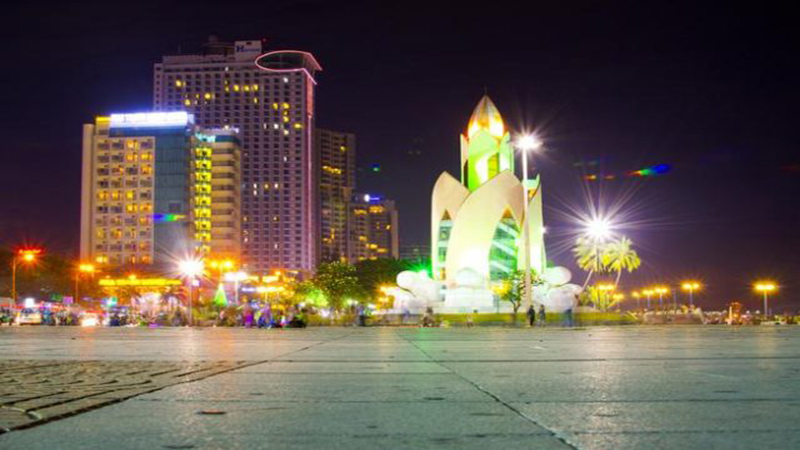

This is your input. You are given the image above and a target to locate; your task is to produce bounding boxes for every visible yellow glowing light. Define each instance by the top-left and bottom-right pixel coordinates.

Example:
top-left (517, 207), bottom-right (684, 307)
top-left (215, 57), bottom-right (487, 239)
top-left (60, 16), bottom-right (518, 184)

top-left (754, 282), bottom-right (777, 293)
top-left (18, 249), bottom-right (41, 263)
top-left (681, 281), bottom-right (701, 291)
top-left (99, 278), bottom-right (182, 287)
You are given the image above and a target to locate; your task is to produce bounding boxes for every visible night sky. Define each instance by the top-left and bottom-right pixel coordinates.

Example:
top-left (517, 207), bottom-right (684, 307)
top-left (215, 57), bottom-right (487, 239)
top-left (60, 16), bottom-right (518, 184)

top-left (3, 1), bottom-right (798, 310)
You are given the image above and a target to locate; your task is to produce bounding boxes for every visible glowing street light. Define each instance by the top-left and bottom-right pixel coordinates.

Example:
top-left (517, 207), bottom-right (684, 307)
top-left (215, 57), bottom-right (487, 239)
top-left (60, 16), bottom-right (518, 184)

top-left (754, 281), bottom-right (777, 318)
top-left (681, 281), bottom-right (701, 308)
top-left (631, 291), bottom-right (641, 310)
top-left (11, 248), bottom-right (42, 302)
top-left (179, 258), bottom-right (205, 326)
top-left (74, 263), bottom-right (96, 304)
top-left (514, 132), bottom-right (544, 312)
top-left (208, 259), bottom-right (235, 280)
top-left (585, 218), bottom-right (613, 241)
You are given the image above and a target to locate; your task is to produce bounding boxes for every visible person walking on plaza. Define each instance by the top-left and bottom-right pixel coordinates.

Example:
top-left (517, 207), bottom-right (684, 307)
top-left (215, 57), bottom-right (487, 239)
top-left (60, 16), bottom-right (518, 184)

top-left (526, 304), bottom-right (536, 327)
top-left (538, 304), bottom-right (546, 326)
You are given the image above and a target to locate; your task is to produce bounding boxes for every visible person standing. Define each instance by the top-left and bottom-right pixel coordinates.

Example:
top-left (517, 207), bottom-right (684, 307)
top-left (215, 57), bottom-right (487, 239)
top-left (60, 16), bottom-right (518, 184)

top-left (526, 304), bottom-right (536, 327)
top-left (538, 304), bottom-right (546, 326)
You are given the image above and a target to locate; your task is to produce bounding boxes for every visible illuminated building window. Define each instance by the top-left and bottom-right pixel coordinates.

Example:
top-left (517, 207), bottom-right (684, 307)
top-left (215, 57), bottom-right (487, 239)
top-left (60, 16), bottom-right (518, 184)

top-left (125, 191), bottom-right (135, 200)
top-left (125, 204), bottom-right (138, 213)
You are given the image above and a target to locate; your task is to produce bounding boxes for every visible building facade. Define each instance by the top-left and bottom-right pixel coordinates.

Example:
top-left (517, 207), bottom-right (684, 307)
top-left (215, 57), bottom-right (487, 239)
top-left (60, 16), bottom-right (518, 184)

top-left (315, 128), bottom-right (356, 262)
top-left (348, 194), bottom-right (399, 262)
top-left (196, 129), bottom-right (242, 260)
top-left (80, 111), bottom-right (241, 269)
top-left (153, 37), bottom-right (321, 275)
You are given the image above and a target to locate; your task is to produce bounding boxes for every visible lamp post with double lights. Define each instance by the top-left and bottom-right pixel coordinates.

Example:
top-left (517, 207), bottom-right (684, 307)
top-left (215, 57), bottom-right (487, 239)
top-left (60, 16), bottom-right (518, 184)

top-left (514, 134), bottom-right (543, 312)
top-left (681, 281), bottom-right (701, 308)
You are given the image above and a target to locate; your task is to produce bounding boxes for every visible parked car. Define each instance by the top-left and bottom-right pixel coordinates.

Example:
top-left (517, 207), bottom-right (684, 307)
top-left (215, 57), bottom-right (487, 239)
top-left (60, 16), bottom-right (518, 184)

top-left (16, 308), bottom-right (42, 325)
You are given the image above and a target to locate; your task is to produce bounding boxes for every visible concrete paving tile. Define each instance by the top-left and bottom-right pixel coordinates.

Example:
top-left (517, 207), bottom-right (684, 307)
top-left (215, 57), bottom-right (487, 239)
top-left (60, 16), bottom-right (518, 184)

top-left (237, 360), bottom-right (450, 374)
top-left (0, 398), bottom-right (561, 448)
top-left (446, 360), bottom-right (800, 402)
top-left (562, 430), bottom-right (800, 450)
top-left (141, 372), bottom-right (488, 402)
top-left (0, 431), bottom-right (572, 450)
top-left (512, 400), bottom-right (800, 433)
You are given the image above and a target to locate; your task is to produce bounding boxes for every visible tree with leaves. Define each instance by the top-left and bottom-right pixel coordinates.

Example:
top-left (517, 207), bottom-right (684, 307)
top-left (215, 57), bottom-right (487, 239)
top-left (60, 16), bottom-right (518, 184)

top-left (313, 262), bottom-right (362, 311)
top-left (602, 236), bottom-right (641, 288)
top-left (573, 236), bottom-right (608, 289)
top-left (497, 269), bottom-right (540, 322)
top-left (353, 258), bottom-right (413, 300)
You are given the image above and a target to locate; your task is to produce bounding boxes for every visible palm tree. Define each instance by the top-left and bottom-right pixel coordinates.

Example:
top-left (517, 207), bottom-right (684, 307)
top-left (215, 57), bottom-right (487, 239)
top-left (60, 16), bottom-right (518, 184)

top-left (603, 236), bottom-right (641, 288)
top-left (573, 236), bottom-right (608, 289)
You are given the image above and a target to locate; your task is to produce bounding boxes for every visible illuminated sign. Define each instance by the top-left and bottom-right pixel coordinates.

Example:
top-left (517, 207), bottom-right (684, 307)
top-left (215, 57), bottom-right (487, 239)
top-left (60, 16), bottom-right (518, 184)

top-left (99, 278), bottom-right (182, 287)
top-left (109, 112), bottom-right (193, 129)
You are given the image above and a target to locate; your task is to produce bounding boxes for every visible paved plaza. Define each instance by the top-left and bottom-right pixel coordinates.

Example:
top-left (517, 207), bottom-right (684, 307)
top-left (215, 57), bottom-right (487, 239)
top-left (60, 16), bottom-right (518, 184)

top-left (1, 326), bottom-right (799, 449)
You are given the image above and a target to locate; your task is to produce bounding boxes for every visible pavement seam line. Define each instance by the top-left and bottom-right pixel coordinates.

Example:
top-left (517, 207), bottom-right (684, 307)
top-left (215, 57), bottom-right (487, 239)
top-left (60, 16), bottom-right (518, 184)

top-left (396, 330), bottom-right (580, 450)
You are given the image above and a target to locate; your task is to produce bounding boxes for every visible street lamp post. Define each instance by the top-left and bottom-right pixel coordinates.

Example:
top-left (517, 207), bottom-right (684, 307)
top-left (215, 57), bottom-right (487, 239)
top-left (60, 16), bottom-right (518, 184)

top-left (74, 263), bottom-right (96, 305)
top-left (632, 291), bottom-right (641, 311)
top-left (179, 259), bottom-right (204, 326)
top-left (515, 134), bottom-right (542, 312)
top-left (754, 282), bottom-right (777, 318)
top-left (643, 289), bottom-right (653, 310)
top-left (11, 249), bottom-right (41, 303)
top-left (655, 287), bottom-right (668, 311)
top-left (681, 281), bottom-right (700, 308)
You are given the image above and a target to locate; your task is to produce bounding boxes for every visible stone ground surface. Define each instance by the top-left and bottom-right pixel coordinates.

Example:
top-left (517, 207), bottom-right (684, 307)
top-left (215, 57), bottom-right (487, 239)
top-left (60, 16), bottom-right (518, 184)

top-left (1, 326), bottom-right (799, 449)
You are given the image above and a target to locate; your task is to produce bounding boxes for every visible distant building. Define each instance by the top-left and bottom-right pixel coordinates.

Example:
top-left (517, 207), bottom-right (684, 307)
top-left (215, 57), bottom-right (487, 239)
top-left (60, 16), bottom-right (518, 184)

top-left (80, 112), bottom-right (241, 269)
top-left (153, 36), bottom-right (321, 275)
top-left (399, 244), bottom-right (429, 263)
top-left (315, 128), bottom-right (356, 262)
top-left (348, 194), bottom-right (399, 262)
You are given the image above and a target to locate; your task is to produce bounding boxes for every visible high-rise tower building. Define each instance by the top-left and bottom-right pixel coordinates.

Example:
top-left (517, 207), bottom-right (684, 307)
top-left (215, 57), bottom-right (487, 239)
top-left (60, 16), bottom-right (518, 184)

top-left (315, 128), bottom-right (355, 262)
top-left (348, 194), bottom-right (399, 262)
top-left (153, 37), bottom-right (321, 275)
top-left (80, 112), bottom-right (242, 269)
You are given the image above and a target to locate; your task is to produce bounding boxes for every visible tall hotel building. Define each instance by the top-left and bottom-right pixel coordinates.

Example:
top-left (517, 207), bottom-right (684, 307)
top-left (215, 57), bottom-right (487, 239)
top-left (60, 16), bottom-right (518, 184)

top-left (348, 194), bottom-right (399, 262)
top-left (153, 37), bottom-right (321, 275)
top-left (315, 128), bottom-right (356, 262)
top-left (79, 112), bottom-right (241, 268)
